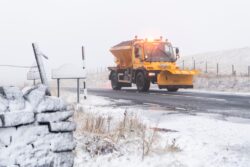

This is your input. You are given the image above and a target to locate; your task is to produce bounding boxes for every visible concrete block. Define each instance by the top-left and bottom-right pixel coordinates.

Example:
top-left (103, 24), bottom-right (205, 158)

top-left (23, 84), bottom-right (47, 108)
top-left (49, 122), bottom-right (76, 132)
top-left (3, 111), bottom-right (34, 127)
top-left (3, 86), bottom-right (25, 111)
top-left (0, 127), bottom-right (16, 147)
top-left (14, 125), bottom-right (49, 143)
top-left (50, 133), bottom-right (76, 152)
top-left (37, 111), bottom-right (73, 123)
top-left (37, 96), bottom-right (67, 113)
top-left (53, 152), bottom-right (74, 167)
top-left (0, 96), bottom-right (8, 112)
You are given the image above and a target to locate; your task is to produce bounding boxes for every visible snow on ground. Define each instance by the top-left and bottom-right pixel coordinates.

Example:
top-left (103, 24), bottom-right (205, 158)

top-left (178, 47), bottom-right (250, 75)
top-left (65, 94), bottom-right (250, 167)
top-left (194, 75), bottom-right (250, 93)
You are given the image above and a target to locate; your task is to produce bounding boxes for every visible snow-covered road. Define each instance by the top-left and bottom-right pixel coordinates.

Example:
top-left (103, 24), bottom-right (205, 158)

top-left (88, 88), bottom-right (250, 119)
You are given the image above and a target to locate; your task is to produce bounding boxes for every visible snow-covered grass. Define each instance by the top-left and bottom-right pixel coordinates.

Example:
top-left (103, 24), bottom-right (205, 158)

top-left (194, 75), bottom-right (250, 92)
top-left (178, 47), bottom-right (250, 75)
top-left (73, 96), bottom-right (181, 167)
top-left (68, 94), bottom-right (250, 167)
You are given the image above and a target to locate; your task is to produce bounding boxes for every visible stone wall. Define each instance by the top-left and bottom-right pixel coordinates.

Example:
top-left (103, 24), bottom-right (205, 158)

top-left (0, 85), bottom-right (76, 167)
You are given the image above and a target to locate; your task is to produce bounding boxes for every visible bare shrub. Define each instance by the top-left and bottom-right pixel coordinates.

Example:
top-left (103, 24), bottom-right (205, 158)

top-left (74, 107), bottom-right (180, 159)
top-left (165, 138), bottom-right (181, 152)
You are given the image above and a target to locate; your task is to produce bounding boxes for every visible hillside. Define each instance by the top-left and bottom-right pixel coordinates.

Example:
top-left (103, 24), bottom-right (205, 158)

top-left (178, 47), bottom-right (250, 75)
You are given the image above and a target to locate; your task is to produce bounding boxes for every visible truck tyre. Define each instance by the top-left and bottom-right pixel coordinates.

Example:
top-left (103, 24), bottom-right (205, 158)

top-left (167, 88), bottom-right (178, 92)
top-left (111, 72), bottom-right (121, 90)
top-left (136, 72), bottom-right (150, 92)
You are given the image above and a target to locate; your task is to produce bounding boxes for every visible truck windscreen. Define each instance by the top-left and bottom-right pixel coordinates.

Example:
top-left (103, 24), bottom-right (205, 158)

top-left (144, 42), bottom-right (176, 62)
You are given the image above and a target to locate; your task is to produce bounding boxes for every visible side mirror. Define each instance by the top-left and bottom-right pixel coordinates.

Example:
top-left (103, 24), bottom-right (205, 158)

top-left (175, 48), bottom-right (179, 54)
top-left (175, 47), bottom-right (180, 59)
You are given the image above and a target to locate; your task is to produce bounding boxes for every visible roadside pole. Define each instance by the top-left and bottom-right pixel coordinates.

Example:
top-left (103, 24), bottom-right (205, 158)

top-left (32, 43), bottom-right (51, 95)
top-left (82, 46), bottom-right (87, 99)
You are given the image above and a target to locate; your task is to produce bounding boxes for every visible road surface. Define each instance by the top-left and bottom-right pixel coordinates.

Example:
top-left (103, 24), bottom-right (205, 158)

top-left (88, 88), bottom-right (250, 118)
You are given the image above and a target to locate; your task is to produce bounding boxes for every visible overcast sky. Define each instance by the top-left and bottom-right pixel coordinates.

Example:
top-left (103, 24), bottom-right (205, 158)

top-left (0, 0), bottom-right (250, 85)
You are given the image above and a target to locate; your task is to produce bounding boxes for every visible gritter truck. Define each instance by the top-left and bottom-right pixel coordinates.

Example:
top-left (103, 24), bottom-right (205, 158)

top-left (108, 36), bottom-right (198, 92)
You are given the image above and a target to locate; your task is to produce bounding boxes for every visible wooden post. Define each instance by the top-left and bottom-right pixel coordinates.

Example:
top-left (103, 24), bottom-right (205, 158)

top-left (82, 45), bottom-right (87, 100)
top-left (32, 43), bottom-right (51, 95)
top-left (232, 65), bottom-right (235, 76)
top-left (83, 80), bottom-right (87, 99)
top-left (205, 61), bottom-right (208, 73)
top-left (216, 63), bottom-right (219, 76)
top-left (82, 46), bottom-right (85, 69)
top-left (77, 78), bottom-right (80, 103)
top-left (57, 79), bottom-right (60, 97)
top-left (248, 66), bottom-right (250, 77)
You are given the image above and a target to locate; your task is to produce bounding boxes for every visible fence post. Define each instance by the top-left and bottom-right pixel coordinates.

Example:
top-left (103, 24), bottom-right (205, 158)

top-left (77, 78), bottom-right (80, 103)
top-left (57, 79), bottom-right (60, 97)
top-left (82, 46), bottom-right (85, 69)
top-left (83, 80), bottom-right (87, 99)
top-left (232, 65), bottom-right (237, 76)
top-left (248, 66), bottom-right (250, 77)
top-left (216, 63), bottom-right (219, 76)
top-left (232, 65), bottom-right (234, 76)
top-left (205, 61), bottom-right (208, 73)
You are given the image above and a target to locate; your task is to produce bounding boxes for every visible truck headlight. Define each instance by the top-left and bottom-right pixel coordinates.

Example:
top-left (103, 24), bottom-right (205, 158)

top-left (148, 72), bottom-right (156, 76)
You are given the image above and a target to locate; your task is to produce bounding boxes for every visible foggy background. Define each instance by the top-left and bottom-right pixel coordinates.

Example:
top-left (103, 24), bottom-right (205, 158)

top-left (0, 0), bottom-right (250, 86)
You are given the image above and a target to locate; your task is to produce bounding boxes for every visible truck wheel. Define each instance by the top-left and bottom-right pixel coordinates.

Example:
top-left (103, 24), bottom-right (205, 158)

top-left (136, 72), bottom-right (150, 92)
top-left (167, 88), bottom-right (178, 92)
top-left (111, 72), bottom-right (121, 90)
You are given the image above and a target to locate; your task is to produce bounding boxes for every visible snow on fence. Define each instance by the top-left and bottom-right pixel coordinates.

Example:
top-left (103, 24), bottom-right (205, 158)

top-left (178, 59), bottom-right (250, 76)
top-left (0, 85), bottom-right (76, 167)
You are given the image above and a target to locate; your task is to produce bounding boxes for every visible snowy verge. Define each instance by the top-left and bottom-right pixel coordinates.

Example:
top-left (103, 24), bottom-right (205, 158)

top-left (73, 95), bottom-right (250, 167)
top-left (194, 75), bottom-right (250, 93)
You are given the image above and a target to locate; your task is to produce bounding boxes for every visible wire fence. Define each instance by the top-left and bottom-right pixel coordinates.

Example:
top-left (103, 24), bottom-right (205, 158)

top-left (87, 62), bottom-right (250, 77)
top-left (178, 60), bottom-right (250, 77)
top-left (1, 60), bottom-right (249, 86)
top-left (0, 64), bottom-right (36, 68)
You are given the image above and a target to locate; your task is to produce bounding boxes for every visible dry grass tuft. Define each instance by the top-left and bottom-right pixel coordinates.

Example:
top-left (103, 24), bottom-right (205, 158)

top-left (165, 138), bottom-right (181, 152)
top-left (74, 106), bottom-right (181, 159)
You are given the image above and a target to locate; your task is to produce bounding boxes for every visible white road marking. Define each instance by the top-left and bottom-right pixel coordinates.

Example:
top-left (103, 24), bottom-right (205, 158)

top-left (156, 93), bottom-right (227, 102)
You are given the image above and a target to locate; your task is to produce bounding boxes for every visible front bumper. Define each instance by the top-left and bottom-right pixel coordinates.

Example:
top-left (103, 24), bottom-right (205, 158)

top-left (158, 85), bottom-right (193, 89)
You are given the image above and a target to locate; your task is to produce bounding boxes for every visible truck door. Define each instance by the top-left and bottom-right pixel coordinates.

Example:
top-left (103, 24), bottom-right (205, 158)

top-left (133, 44), bottom-right (143, 67)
